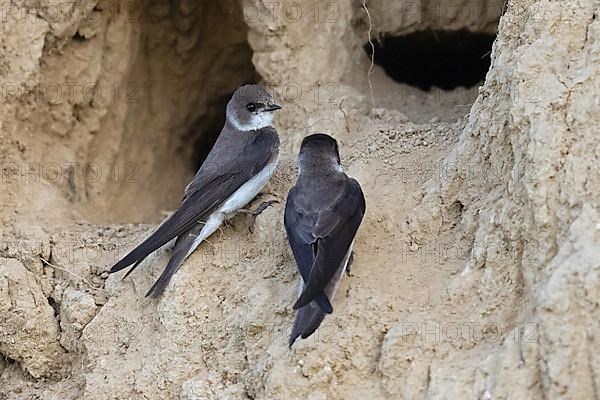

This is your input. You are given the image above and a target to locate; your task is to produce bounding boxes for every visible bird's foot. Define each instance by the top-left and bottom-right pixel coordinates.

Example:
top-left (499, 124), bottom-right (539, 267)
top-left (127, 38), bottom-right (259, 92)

top-left (346, 251), bottom-right (355, 276)
top-left (256, 191), bottom-right (277, 199)
top-left (239, 200), bottom-right (279, 233)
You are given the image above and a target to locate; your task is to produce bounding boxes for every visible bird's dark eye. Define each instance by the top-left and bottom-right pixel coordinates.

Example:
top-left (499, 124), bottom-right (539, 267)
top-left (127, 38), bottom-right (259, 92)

top-left (246, 103), bottom-right (258, 112)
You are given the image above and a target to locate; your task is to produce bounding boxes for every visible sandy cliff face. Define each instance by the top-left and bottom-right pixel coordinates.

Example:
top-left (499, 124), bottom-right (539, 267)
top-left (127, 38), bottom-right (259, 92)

top-left (1, 0), bottom-right (598, 399)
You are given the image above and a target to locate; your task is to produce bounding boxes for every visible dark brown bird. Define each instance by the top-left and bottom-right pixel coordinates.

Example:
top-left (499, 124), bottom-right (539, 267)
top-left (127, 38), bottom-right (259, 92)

top-left (285, 134), bottom-right (366, 346)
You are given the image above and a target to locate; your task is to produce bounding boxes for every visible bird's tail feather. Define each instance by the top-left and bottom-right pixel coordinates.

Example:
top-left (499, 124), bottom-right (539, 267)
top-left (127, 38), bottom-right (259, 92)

top-left (110, 233), bottom-right (164, 274)
top-left (146, 251), bottom-right (186, 299)
top-left (122, 258), bottom-right (145, 280)
top-left (145, 234), bottom-right (191, 298)
top-left (289, 301), bottom-right (326, 347)
top-left (289, 245), bottom-right (353, 346)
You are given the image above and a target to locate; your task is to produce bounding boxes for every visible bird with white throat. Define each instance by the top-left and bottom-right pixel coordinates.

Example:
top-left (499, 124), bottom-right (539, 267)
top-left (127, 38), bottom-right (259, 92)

top-left (110, 84), bottom-right (282, 298)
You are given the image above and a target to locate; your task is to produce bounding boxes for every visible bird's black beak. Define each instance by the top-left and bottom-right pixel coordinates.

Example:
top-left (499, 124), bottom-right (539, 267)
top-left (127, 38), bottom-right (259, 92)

top-left (264, 104), bottom-right (282, 112)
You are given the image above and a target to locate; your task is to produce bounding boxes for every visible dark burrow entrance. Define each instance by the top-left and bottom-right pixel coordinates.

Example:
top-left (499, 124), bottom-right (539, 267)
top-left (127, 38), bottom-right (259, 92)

top-left (365, 29), bottom-right (496, 91)
top-left (84, 0), bottom-right (258, 223)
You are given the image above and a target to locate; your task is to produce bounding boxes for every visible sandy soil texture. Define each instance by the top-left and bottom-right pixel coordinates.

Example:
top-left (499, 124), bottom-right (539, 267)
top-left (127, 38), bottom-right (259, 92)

top-left (1, 0), bottom-right (598, 399)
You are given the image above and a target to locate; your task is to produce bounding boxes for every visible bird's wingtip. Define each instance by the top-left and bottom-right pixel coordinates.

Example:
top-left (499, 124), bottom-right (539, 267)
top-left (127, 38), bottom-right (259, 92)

top-left (109, 263), bottom-right (123, 274)
top-left (321, 301), bottom-right (333, 314)
top-left (294, 291), bottom-right (333, 314)
top-left (288, 335), bottom-right (298, 348)
top-left (109, 257), bottom-right (134, 275)
top-left (144, 281), bottom-right (162, 299)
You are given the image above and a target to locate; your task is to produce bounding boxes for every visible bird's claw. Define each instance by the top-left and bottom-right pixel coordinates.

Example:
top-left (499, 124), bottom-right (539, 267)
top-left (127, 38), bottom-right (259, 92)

top-left (239, 199), bottom-right (279, 233)
top-left (346, 251), bottom-right (355, 276)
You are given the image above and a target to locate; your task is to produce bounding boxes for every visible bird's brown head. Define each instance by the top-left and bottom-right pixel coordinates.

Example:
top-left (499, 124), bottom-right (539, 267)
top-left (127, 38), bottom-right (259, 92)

top-left (226, 84), bottom-right (281, 131)
top-left (298, 133), bottom-right (342, 175)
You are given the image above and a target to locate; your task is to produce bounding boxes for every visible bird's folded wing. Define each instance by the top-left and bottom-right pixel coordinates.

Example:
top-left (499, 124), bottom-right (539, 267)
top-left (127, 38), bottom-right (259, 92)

top-left (285, 190), bottom-right (334, 313)
top-left (110, 128), bottom-right (279, 276)
top-left (284, 187), bottom-right (317, 282)
top-left (289, 301), bottom-right (326, 347)
top-left (110, 172), bottom-right (240, 274)
top-left (293, 179), bottom-right (365, 310)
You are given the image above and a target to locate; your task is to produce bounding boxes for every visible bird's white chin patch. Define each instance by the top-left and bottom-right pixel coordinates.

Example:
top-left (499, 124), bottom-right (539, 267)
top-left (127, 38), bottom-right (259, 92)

top-left (230, 112), bottom-right (274, 131)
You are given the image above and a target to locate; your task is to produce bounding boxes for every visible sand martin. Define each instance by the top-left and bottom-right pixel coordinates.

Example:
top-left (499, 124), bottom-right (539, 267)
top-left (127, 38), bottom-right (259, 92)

top-left (284, 134), bottom-right (366, 347)
top-left (110, 84), bottom-right (281, 297)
